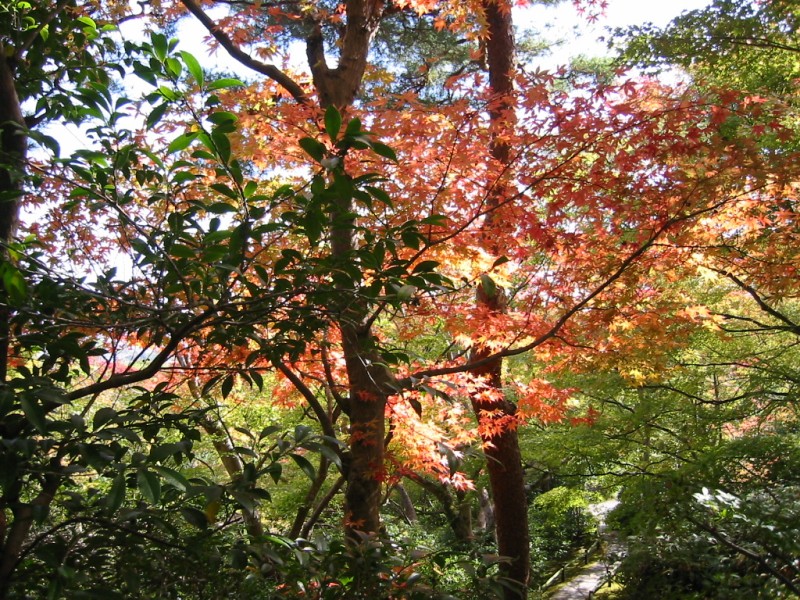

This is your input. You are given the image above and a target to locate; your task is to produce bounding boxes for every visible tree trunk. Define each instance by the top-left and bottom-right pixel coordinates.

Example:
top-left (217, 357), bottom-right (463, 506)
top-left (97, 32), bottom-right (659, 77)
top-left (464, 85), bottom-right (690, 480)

top-left (469, 1), bottom-right (531, 598)
top-left (0, 43), bottom-right (31, 600)
top-left (339, 321), bottom-right (391, 537)
top-left (469, 292), bottom-right (530, 597)
top-left (406, 472), bottom-right (474, 543)
top-left (0, 45), bottom-right (26, 383)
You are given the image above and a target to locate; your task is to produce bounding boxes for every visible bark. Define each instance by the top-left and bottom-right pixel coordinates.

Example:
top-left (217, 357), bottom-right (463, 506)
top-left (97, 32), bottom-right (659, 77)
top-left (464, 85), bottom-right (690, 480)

top-left (199, 413), bottom-right (266, 540)
top-left (476, 486), bottom-right (495, 532)
top-left (0, 457), bottom-right (62, 600)
top-left (289, 455), bottom-right (331, 539)
top-left (469, 295), bottom-right (530, 597)
top-left (306, 0), bottom-right (385, 108)
top-left (0, 48), bottom-right (25, 246)
top-left (300, 474), bottom-right (346, 539)
top-left (0, 45), bottom-right (30, 600)
top-left (339, 320), bottom-right (393, 537)
top-left (0, 45), bottom-right (27, 384)
top-left (303, 0), bottom-right (392, 539)
top-left (184, 0), bottom-right (391, 540)
top-left (393, 483), bottom-right (417, 525)
top-left (320, 159), bottom-right (393, 539)
top-left (469, 2), bottom-right (530, 598)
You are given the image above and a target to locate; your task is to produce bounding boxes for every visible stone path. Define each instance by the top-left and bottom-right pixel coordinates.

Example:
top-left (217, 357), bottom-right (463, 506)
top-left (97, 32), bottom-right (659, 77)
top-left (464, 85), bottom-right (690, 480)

top-left (547, 500), bottom-right (625, 600)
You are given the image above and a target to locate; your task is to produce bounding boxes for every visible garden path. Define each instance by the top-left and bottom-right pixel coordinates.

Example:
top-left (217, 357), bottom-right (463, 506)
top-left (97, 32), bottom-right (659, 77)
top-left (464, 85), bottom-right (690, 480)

top-left (547, 499), bottom-right (624, 600)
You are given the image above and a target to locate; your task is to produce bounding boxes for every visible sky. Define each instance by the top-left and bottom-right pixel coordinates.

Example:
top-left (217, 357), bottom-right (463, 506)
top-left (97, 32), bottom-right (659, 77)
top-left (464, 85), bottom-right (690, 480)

top-left (168, 0), bottom-right (713, 78)
top-left (518, 0), bottom-right (711, 66)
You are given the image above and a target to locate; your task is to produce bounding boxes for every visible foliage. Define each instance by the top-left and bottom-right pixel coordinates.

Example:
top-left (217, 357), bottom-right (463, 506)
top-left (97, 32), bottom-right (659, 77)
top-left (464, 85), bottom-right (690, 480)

top-left (2, 0), bottom-right (800, 598)
top-left (615, 0), bottom-right (800, 95)
top-left (529, 486), bottom-right (597, 561)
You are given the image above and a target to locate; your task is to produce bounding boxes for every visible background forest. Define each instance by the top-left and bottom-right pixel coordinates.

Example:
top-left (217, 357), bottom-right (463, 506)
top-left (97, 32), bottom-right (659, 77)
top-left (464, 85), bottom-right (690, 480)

top-left (0, 0), bottom-right (798, 598)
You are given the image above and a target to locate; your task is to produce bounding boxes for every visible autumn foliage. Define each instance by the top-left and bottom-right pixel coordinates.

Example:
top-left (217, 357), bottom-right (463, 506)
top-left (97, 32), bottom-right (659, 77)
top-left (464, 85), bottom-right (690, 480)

top-left (1, 0), bottom-right (799, 597)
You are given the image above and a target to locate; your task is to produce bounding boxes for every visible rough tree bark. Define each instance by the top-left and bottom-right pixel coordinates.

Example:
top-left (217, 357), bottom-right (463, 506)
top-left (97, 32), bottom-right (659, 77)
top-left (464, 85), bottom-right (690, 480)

top-left (0, 39), bottom-right (31, 600)
top-left (469, 1), bottom-right (531, 597)
top-left (0, 42), bottom-right (26, 383)
top-left (303, 0), bottom-right (395, 539)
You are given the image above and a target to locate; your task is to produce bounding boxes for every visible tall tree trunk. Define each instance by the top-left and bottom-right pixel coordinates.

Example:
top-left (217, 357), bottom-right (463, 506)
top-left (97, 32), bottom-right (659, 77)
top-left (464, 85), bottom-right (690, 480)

top-left (304, 0), bottom-right (390, 539)
top-left (0, 43), bottom-right (31, 600)
top-left (0, 45), bottom-right (26, 383)
top-left (469, 1), bottom-right (530, 598)
top-left (338, 310), bottom-right (393, 537)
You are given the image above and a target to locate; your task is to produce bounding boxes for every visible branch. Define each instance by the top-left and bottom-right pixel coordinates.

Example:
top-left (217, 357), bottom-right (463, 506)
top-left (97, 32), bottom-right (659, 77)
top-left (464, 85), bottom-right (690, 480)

top-left (272, 360), bottom-right (339, 442)
top-left (686, 515), bottom-right (800, 596)
top-left (179, 0), bottom-right (310, 105)
top-left (715, 269), bottom-right (800, 335)
top-left (299, 474), bottom-right (345, 538)
top-left (67, 306), bottom-right (218, 401)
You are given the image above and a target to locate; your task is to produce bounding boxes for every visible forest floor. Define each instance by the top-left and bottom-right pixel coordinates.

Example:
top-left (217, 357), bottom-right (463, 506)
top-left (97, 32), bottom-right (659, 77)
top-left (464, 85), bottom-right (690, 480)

top-left (545, 500), bottom-right (625, 600)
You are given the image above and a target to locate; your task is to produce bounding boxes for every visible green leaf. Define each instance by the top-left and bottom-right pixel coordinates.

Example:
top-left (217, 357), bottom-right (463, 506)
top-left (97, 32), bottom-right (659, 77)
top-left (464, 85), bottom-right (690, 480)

top-left (207, 78), bottom-right (244, 90)
top-left (151, 33), bottom-right (168, 62)
top-left (206, 201), bottom-right (237, 214)
top-left (480, 274), bottom-right (497, 298)
top-left (20, 397), bottom-right (47, 433)
top-left (290, 454), bottom-right (316, 481)
top-left (165, 57), bottom-right (183, 78)
top-left (371, 142), bottom-right (398, 162)
top-left (412, 260), bottom-right (440, 273)
top-left (299, 137), bottom-right (326, 162)
top-left (77, 16), bottom-right (97, 30)
top-left (345, 117), bottom-right (363, 136)
top-left (181, 507), bottom-right (209, 529)
top-left (137, 469), bottom-right (161, 505)
top-left (93, 407), bottom-right (117, 428)
top-left (106, 472), bottom-right (126, 513)
top-left (146, 102), bottom-right (169, 129)
top-left (365, 185), bottom-right (393, 207)
top-left (491, 256), bottom-right (510, 268)
top-left (180, 51), bottom-right (204, 87)
top-left (318, 445), bottom-right (342, 469)
top-left (211, 129), bottom-right (231, 163)
top-left (208, 111), bottom-right (238, 125)
top-left (169, 244), bottom-right (196, 259)
top-left (325, 105), bottom-right (342, 141)
top-left (2, 264), bottom-right (27, 305)
top-left (401, 229), bottom-right (421, 250)
top-left (154, 466), bottom-right (190, 492)
top-left (167, 132), bottom-right (197, 154)
top-left (294, 424), bottom-right (311, 442)
top-left (221, 375), bottom-right (234, 399)
top-left (209, 183), bottom-right (239, 201)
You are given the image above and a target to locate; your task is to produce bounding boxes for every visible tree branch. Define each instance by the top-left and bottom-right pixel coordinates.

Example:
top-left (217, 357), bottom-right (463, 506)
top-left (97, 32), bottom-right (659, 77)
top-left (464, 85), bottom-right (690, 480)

top-left (179, 0), bottom-right (310, 105)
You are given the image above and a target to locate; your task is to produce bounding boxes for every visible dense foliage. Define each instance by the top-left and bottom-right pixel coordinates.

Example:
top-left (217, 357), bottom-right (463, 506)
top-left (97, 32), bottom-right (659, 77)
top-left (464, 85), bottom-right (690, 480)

top-left (0, 0), bottom-right (798, 598)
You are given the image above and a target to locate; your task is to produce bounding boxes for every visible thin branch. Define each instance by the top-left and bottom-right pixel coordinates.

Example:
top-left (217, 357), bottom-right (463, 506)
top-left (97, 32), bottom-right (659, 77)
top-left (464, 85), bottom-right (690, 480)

top-left (179, 0), bottom-right (310, 105)
top-left (273, 360), bottom-right (339, 442)
top-left (67, 306), bottom-right (218, 401)
top-left (715, 269), bottom-right (800, 335)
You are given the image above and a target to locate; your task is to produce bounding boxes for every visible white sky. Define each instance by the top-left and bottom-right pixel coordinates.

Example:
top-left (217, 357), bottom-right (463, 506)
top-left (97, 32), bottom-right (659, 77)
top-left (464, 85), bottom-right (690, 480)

top-left (518, 0), bottom-right (711, 66)
top-left (170, 0), bottom-right (712, 77)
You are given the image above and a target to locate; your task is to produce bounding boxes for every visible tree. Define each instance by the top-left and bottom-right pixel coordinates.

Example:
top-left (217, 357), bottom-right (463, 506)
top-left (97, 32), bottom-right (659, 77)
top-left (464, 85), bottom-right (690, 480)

top-left (616, 0), bottom-right (800, 96)
top-left (3, 0), bottom-right (800, 597)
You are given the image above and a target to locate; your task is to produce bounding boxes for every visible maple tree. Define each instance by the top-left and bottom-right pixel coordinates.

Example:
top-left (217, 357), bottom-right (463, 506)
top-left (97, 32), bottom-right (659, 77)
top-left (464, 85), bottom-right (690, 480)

top-left (1, 0), bottom-right (800, 597)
